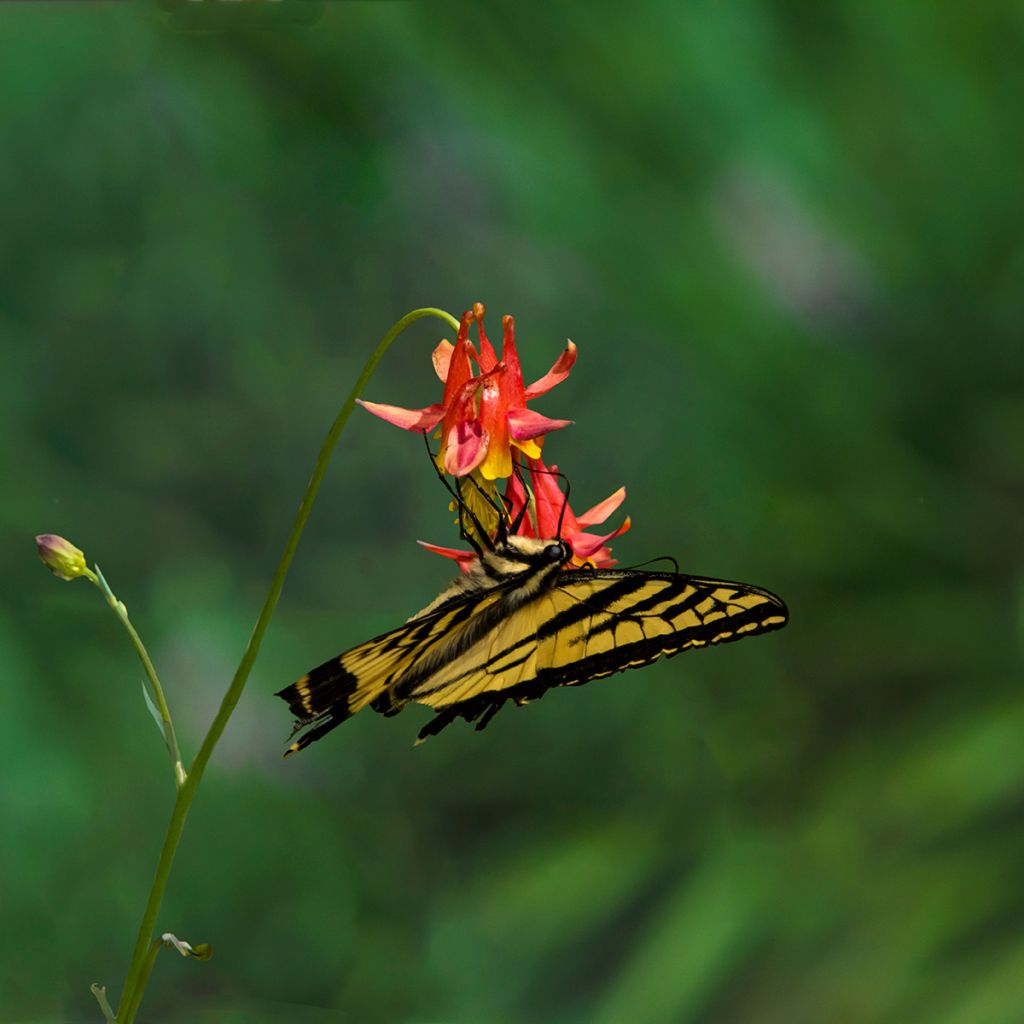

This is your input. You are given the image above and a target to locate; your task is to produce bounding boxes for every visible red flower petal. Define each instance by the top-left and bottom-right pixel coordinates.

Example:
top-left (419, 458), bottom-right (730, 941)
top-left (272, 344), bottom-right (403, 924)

top-left (524, 340), bottom-right (577, 400)
top-left (569, 517), bottom-right (632, 559)
top-left (575, 486), bottom-right (627, 527)
top-left (523, 457), bottom-right (573, 538)
top-left (499, 315), bottom-right (526, 406)
top-left (417, 540), bottom-right (477, 573)
top-left (357, 399), bottom-right (445, 432)
top-left (440, 312), bottom-right (476, 405)
top-left (473, 302), bottom-right (499, 370)
top-left (476, 368), bottom-right (513, 480)
top-left (502, 464), bottom-right (535, 534)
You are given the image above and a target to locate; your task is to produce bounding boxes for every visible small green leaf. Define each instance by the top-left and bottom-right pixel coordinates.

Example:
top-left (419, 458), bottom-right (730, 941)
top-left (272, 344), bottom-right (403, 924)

top-left (141, 680), bottom-right (170, 750)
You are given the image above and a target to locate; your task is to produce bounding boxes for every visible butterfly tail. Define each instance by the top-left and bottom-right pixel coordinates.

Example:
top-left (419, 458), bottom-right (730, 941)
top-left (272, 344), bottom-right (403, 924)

top-left (281, 710), bottom-right (347, 757)
top-left (276, 653), bottom-right (394, 757)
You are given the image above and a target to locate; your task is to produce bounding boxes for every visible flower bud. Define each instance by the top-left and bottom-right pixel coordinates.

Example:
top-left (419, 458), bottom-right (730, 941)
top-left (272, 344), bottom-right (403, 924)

top-left (35, 534), bottom-right (90, 581)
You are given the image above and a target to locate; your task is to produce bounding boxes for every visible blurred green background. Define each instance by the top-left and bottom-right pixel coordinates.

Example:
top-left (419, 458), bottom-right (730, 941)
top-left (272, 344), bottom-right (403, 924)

top-left (4, 2), bottom-right (1023, 1021)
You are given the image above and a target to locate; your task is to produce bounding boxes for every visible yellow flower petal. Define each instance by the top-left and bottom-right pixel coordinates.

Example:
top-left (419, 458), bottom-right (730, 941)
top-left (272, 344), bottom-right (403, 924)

top-left (513, 437), bottom-right (543, 460)
top-left (479, 443), bottom-right (513, 480)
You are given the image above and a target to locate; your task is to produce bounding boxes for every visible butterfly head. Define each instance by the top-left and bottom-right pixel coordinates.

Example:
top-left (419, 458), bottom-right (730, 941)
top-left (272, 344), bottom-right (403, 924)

top-left (460, 534), bottom-right (573, 607)
top-left (498, 534), bottom-right (572, 567)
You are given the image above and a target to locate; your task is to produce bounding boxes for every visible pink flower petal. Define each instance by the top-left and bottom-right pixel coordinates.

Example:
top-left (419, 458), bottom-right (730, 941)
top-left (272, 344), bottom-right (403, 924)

top-left (576, 486), bottom-right (626, 527)
top-left (444, 419), bottom-right (488, 476)
top-left (506, 407), bottom-right (573, 441)
top-left (432, 340), bottom-right (454, 383)
top-left (417, 540), bottom-right (477, 573)
top-left (357, 399), bottom-right (445, 432)
top-left (524, 340), bottom-right (577, 400)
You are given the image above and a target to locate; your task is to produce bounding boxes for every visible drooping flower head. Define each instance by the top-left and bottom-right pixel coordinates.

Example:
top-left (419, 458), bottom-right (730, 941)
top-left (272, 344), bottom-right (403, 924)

top-left (358, 303), bottom-right (576, 481)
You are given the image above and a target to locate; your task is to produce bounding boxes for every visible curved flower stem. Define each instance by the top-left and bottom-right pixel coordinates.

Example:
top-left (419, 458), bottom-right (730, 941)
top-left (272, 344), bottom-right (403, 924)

top-left (114, 307), bottom-right (460, 1024)
top-left (92, 566), bottom-right (186, 788)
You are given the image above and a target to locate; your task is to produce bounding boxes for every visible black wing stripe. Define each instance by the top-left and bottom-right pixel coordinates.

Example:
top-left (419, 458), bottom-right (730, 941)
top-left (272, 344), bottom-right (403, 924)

top-left (535, 575), bottom-right (652, 640)
top-left (614, 580), bottom-right (693, 618)
top-left (580, 582), bottom-right (709, 641)
top-left (655, 585), bottom-right (720, 622)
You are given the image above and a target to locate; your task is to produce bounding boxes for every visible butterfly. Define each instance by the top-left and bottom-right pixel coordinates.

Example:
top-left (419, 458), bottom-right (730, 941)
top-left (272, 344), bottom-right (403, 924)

top-left (277, 468), bottom-right (788, 753)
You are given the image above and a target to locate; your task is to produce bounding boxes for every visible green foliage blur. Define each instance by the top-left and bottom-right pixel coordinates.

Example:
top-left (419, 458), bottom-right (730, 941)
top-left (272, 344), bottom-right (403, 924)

top-left (5, 2), bottom-right (1023, 1021)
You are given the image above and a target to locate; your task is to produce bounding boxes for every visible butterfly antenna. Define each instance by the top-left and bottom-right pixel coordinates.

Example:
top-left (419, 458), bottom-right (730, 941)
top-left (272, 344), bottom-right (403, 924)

top-left (626, 555), bottom-right (680, 574)
top-left (508, 458), bottom-right (531, 535)
top-left (555, 468), bottom-right (570, 540)
top-left (421, 431), bottom-right (487, 557)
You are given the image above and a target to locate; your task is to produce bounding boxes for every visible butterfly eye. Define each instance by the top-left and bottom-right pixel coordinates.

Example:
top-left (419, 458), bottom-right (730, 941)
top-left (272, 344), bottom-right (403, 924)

top-left (545, 542), bottom-right (566, 563)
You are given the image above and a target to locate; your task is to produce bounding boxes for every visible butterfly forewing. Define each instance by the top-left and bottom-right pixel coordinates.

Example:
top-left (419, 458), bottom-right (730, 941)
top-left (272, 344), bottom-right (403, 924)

top-left (277, 588), bottom-right (511, 752)
top-left (409, 572), bottom-right (787, 712)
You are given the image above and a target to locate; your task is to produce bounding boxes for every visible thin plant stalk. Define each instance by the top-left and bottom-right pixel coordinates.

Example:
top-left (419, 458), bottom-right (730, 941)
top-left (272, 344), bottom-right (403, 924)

top-left (114, 307), bottom-right (460, 1023)
top-left (94, 566), bottom-right (187, 788)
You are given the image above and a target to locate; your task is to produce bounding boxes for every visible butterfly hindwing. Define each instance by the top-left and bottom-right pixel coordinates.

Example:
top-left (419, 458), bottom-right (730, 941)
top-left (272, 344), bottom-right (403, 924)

top-left (276, 587), bottom-right (510, 753)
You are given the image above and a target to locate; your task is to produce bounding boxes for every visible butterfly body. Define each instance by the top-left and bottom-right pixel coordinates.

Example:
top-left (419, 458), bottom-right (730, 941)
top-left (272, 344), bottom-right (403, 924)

top-left (277, 535), bottom-right (788, 753)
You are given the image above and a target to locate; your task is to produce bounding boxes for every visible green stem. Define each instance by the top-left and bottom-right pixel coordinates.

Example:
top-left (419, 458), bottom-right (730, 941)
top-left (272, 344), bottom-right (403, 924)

top-left (114, 307), bottom-right (459, 1024)
top-left (117, 939), bottom-right (161, 1024)
top-left (93, 566), bottom-right (187, 788)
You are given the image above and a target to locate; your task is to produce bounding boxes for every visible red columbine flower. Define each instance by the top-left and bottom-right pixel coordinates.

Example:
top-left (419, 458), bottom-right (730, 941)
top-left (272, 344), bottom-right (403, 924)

top-left (358, 303), bottom-right (576, 480)
top-left (421, 455), bottom-right (631, 571)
